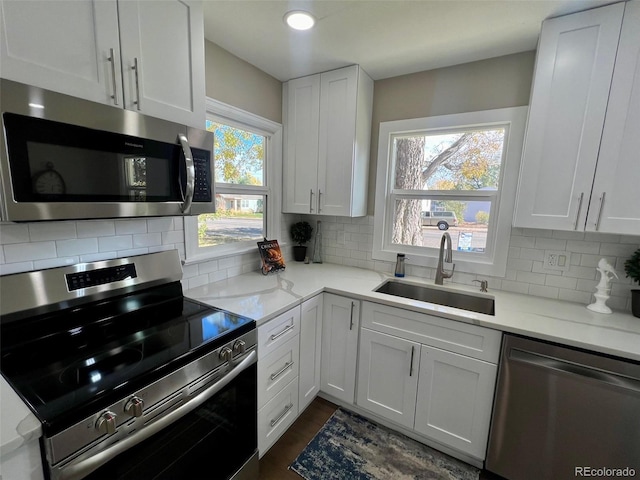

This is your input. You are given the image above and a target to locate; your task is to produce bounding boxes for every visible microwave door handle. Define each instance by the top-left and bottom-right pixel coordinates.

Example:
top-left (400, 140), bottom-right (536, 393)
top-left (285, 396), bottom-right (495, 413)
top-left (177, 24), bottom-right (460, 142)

top-left (178, 134), bottom-right (195, 214)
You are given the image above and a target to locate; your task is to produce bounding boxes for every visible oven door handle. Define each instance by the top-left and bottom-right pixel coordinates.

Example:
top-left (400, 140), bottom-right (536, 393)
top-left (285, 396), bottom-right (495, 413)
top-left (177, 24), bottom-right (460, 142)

top-left (178, 133), bottom-right (195, 215)
top-left (56, 349), bottom-right (257, 480)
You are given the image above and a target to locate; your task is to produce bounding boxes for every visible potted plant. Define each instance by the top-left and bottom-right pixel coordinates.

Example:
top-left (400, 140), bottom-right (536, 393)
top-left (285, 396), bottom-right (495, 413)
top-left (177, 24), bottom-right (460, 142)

top-left (624, 248), bottom-right (640, 318)
top-left (290, 221), bottom-right (313, 262)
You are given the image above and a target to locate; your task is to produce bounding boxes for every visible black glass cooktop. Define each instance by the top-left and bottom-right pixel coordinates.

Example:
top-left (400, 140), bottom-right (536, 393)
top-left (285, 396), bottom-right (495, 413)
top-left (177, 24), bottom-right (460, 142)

top-left (0, 282), bottom-right (254, 434)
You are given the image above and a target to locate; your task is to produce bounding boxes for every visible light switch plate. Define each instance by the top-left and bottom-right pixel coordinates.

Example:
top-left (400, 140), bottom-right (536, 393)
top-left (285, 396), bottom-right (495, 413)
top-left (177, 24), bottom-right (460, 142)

top-left (543, 250), bottom-right (571, 272)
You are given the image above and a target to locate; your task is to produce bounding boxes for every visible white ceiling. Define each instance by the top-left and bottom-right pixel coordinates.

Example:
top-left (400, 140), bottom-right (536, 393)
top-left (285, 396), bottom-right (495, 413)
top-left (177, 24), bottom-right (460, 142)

top-left (203, 0), bottom-right (618, 82)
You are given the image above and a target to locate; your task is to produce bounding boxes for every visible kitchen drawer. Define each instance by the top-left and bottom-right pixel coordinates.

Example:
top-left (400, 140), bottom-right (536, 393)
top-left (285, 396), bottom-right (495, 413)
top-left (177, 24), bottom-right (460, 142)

top-left (361, 302), bottom-right (502, 363)
top-left (258, 306), bottom-right (301, 359)
top-left (258, 335), bottom-right (300, 409)
top-left (258, 377), bottom-right (299, 457)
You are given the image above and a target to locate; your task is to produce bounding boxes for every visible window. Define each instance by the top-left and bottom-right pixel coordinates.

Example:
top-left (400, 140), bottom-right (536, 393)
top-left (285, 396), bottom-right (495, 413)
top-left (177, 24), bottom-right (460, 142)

top-left (184, 99), bottom-right (282, 262)
top-left (373, 107), bottom-right (527, 276)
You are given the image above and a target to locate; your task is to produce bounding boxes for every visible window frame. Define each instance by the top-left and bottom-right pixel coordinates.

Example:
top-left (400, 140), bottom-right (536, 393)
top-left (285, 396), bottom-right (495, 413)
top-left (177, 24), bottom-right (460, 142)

top-left (184, 98), bottom-right (282, 263)
top-left (372, 107), bottom-right (527, 277)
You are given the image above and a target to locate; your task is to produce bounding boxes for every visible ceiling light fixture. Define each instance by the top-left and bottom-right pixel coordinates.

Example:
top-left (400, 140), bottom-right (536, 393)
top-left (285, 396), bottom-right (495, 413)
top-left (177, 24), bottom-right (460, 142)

top-left (284, 11), bottom-right (315, 31)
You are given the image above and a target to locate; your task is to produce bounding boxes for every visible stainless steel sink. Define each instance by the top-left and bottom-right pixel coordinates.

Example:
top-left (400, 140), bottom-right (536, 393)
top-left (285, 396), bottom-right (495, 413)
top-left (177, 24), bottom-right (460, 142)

top-left (374, 279), bottom-right (495, 315)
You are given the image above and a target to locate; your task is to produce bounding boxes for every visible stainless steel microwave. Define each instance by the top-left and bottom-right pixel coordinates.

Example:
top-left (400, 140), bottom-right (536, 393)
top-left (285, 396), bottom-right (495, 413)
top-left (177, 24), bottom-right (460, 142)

top-left (0, 79), bottom-right (214, 222)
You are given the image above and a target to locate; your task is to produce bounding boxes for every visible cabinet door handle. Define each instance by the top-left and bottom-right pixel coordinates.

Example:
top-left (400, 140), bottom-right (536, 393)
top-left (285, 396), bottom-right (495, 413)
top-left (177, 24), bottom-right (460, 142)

top-left (595, 192), bottom-right (606, 231)
top-left (318, 189), bottom-right (322, 213)
top-left (270, 402), bottom-right (293, 427)
top-left (309, 189), bottom-right (314, 213)
top-left (132, 57), bottom-right (141, 110)
top-left (270, 324), bottom-right (294, 341)
top-left (270, 361), bottom-right (294, 381)
top-left (409, 346), bottom-right (415, 377)
top-left (108, 48), bottom-right (119, 105)
top-left (574, 192), bottom-right (584, 230)
top-left (349, 301), bottom-right (355, 330)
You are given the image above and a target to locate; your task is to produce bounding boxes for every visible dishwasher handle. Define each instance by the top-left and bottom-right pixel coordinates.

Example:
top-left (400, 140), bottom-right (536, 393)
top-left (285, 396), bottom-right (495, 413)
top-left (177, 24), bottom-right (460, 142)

top-left (510, 348), bottom-right (640, 393)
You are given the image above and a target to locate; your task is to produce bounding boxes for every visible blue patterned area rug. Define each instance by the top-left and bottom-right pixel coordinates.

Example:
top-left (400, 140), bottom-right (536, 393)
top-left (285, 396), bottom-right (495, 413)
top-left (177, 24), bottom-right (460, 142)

top-left (289, 408), bottom-right (480, 480)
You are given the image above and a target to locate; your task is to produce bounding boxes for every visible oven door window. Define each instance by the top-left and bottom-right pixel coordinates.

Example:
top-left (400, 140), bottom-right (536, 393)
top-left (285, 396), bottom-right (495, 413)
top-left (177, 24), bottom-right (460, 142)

top-left (85, 363), bottom-right (257, 480)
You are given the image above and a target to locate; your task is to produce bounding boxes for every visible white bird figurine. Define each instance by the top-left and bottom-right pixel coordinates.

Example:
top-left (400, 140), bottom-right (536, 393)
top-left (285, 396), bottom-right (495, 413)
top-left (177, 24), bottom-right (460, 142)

top-left (587, 258), bottom-right (618, 314)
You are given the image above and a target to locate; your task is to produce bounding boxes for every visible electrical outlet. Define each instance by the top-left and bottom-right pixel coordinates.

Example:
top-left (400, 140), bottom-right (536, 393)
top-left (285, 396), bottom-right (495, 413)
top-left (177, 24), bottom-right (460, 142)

top-left (543, 250), bottom-right (570, 272)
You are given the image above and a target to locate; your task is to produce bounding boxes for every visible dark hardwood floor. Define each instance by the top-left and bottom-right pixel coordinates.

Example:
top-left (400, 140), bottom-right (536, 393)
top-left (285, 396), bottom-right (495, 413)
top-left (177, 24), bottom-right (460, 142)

top-left (258, 397), bottom-right (504, 480)
top-left (258, 397), bottom-right (337, 480)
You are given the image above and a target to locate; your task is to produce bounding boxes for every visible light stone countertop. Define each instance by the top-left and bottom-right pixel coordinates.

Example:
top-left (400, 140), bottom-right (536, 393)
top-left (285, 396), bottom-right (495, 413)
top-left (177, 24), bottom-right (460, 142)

top-left (3, 262), bottom-right (638, 459)
top-left (185, 262), bottom-right (640, 362)
top-left (1, 376), bottom-right (42, 458)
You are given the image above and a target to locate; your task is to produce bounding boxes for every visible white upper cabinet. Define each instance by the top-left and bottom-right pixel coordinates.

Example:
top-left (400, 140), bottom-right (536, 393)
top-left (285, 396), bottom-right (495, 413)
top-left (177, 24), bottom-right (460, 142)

top-left (586, 1), bottom-right (640, 235)
top-left (514, 2), bottom-right (639, 235)
top-left (283, 65), bottom-right (373, 217)
top-left (0, 0), bottom-right (121, 105)
top-left (0, 0), bottom-right (205, 128)
top-left (118, 0), bottom-right (205, 128)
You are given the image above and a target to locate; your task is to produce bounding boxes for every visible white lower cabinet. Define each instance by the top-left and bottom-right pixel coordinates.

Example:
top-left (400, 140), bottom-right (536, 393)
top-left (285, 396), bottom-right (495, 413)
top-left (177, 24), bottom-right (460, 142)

top-left (356, 301), bottom-right (501, 462)
top-left (320, 294), bottom-right (360, 404)
top-left (258, 335), bottom-right (300, 409)
top-left (414, 345), bottom-right (497, 459)
top-left (299, 294), bottom-right (323, 412)
top-left (356, 328), bottom-right (419, 429)
top-left (257, 295), bottom-right (324, 457)
top-left (258, 377), bottom-right (299, 455)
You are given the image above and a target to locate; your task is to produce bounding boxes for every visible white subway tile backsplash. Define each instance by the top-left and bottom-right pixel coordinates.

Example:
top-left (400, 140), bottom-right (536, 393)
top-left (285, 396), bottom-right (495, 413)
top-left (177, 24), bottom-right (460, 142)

top-left (80, 252), bottom-right (117, 263)
top-left (558, 289), bottom-right (592, 304)
top-left (4, 241), bottom-right (56, 263)
top-left (147, 217), bottom-right (175, 233)
top-left (534, 237), bottom-right (566, 251)
top-left (516, 271), bottom-right (546, 285)
top-left (565, 265), bottom-right (597, 280)
top-left (0, 261), bottom-right (34, 275)
top-left (29, 222), bottom-right (77, 241)
top-left (98, 235), bottom-right (133, 252)
top-left (1, 213), bottom-right (637, 313)
top-left (566, 240), bottom-right (600, 254)
top-left (0, 224), bottom-right (30, 244)
top-left (529, 284), bottom-right (559, 299)
top-left (133, 233), bottom-right (162, 248)
top-left (117, 248), bottom-right (149, 257)
top-left (77, 221), bottom-right (115, 238)
top-left (34, 256), bottom-right (79, 270)
top-left (161, 230), bottom-right (183, 245)
top-left (544, 275), bottom-right (578, 290)
top-left (57, 238), bottom-right (98, 257)
top-left (115, 219), bottom-right (147, 235)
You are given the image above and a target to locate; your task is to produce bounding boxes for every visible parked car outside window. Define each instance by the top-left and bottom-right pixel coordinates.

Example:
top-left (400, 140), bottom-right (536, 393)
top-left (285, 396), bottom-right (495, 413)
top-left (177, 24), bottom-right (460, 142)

top-left (421, 211), bottom-right (458, 230)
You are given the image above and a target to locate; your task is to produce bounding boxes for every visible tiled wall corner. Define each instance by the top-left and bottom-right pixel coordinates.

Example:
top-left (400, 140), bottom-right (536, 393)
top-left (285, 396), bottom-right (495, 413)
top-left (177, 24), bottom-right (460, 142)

top-left (303, 215), bottom-right (640, 313)
top-left (0, 217), bottom-right (186, 276)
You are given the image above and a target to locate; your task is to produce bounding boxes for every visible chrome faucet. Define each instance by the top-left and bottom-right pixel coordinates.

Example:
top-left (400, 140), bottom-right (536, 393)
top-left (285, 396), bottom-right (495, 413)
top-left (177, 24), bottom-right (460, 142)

top-left (435, 232), bottom-right (455, 285)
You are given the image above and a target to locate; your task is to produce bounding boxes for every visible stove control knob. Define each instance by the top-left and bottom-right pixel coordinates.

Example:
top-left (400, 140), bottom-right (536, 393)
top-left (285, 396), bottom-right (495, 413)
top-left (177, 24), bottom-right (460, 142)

top-left (219, 346), bottom-right (233, 362)
top-left (233, 340), bottom-right (246, 354)
top-left (95, 411), bottom-right (117, 435)
top-left (125, 396), bottom-right (144, 418)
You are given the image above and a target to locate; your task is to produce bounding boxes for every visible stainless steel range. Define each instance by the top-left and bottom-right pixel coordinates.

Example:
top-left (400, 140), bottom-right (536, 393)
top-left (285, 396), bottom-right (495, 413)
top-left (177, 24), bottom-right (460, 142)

top-left (0, 250), bottom-right (258, 480)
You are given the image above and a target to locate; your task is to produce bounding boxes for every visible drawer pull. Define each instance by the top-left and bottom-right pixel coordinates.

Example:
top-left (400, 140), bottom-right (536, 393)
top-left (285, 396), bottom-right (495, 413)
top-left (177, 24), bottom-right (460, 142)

top-left (349, 302), bottom-right (355, 330)
top-left (270, 402), bottom-right (294, 427)
top-left (270, 361), bottom-right (294, 381)
top-left (270, 324), bottom-right (294, 341)
top-left (409, 346), bottom-right (415, 377)
top-left (574, 192), bottom-right (584, 230)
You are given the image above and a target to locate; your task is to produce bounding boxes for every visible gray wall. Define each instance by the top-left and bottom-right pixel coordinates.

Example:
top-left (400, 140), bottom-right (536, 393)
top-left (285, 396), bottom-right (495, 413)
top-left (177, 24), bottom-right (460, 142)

top-left (368, 51), bottom-right (536, 214)
top-left (204, 40), bottom-right (282, 123)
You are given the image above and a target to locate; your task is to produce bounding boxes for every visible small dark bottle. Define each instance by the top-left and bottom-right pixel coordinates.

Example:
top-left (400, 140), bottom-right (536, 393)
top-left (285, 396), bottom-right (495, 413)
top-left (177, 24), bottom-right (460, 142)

top-left (394, 254), bottom-right (406, 277)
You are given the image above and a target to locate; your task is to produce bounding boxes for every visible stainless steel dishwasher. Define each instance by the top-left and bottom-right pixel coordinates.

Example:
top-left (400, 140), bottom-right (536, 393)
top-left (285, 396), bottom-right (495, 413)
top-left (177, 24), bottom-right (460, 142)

top-left (486, 334), bottom-right (640, 480)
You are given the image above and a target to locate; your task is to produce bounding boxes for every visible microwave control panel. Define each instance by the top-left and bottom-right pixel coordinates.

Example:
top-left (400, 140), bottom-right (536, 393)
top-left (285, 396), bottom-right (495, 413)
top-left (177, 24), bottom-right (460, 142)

top-left (192, 148), bottom-right (212, 202)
